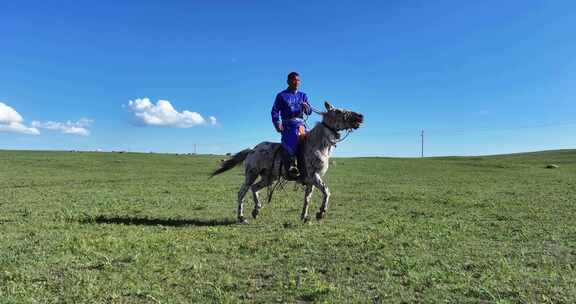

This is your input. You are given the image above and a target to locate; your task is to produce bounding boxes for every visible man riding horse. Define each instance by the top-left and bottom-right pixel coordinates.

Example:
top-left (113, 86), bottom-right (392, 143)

top-left (211, 74), bottom-right (364, 223)
top-left (271, 72), bottom-right (311, 180)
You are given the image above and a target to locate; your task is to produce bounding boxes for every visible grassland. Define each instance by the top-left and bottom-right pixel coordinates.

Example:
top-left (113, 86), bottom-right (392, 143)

top-left (0, 149), bottom-right (575, 303)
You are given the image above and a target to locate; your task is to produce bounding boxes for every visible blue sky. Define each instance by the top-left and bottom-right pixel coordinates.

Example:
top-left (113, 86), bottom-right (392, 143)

top-left (1, 0), bottom-right (574, 157)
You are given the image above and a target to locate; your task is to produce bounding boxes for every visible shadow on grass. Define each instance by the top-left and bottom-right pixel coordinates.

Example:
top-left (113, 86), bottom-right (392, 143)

top-left (80, 215), bottom-right (237, 227)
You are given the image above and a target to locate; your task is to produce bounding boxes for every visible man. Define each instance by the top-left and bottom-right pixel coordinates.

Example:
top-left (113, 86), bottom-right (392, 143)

top-left (271, 72), bottom-right (312, 179)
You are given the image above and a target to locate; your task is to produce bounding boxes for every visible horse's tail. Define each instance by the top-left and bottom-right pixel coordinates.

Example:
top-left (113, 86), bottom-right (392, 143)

top-left (210, 148), bottom-right (252, 178)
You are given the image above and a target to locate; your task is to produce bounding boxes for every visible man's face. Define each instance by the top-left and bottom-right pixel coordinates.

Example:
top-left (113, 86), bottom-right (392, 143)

top-left (287, 75), bottom-right (300, 90)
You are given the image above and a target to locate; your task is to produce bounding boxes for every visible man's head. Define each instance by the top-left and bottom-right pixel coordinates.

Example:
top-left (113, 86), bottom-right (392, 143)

top-left (287, 72), bottom-right (300, 91)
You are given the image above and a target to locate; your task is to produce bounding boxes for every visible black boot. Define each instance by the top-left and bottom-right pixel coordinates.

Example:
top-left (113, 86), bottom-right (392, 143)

top-left (288, 155), bottom-right (299, 178)
top-left (282, 151), bottom-right (299, 180)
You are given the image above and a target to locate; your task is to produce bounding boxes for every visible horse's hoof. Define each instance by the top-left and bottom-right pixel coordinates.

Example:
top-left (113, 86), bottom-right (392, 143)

top-left (316, 212), bottom-right (325, 220)
top-left (238, 217), bottom-right (249, 225)
top-left (251, 208), bottom-right (260, 219)
top-left (301, 215), bottom-right (310, 222)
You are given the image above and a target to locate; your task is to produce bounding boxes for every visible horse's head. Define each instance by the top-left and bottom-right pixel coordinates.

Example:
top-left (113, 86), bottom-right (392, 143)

top-left (322, 101), bottom-right (364, 131)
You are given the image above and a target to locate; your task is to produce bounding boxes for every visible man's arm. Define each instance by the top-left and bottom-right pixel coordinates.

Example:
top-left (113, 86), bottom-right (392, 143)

top-left (271, 94), bottom-right (283, 133)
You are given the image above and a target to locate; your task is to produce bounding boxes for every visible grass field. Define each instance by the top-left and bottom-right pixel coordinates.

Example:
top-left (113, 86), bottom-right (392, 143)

top-left (0, 149), bottom-right (575, 303)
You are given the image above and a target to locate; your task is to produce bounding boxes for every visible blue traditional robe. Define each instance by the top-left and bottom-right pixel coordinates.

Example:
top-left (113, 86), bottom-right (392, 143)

top-left (271, 89), bottom-right (311, 156)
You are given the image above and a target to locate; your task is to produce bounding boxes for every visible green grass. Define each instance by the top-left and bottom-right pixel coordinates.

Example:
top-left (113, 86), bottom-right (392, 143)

top-left (1, 149), bottom-right (575, 303)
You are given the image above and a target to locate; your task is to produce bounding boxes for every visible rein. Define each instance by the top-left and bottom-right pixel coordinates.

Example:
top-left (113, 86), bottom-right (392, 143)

top-left (321, 121), bottom-right (353, 146)
top-left (309, 104), bottom-right (325, 115)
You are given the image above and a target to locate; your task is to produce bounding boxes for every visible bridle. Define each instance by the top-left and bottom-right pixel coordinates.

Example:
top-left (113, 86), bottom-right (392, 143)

top-left (306, 105), bottom-right (354, 146)
top-left (321, 122), bottom-right (353, 146)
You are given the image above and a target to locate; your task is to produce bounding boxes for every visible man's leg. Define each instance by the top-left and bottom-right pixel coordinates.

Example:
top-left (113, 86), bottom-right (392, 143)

top-left (281, 126), bottom-right (300, 179)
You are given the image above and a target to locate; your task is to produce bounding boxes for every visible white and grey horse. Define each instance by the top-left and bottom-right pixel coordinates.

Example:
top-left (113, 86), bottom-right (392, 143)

top-left (211, 102), bottom-right (364, 223)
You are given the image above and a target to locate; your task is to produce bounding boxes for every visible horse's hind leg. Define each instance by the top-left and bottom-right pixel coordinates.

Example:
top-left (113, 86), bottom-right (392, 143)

top-left (250, 176), bottom-right (271, 219)
top-left (237, 171), bottom-right (258, 223)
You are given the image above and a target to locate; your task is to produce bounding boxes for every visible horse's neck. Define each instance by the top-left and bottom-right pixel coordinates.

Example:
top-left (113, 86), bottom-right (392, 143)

top-left (305, 123), bottom-right (337, 157)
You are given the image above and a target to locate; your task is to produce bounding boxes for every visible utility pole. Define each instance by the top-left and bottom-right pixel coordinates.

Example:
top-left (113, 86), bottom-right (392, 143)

top-left (194, 144), bottom-right (197, 155)
top-left (421, 130), bottom-right (424, 158)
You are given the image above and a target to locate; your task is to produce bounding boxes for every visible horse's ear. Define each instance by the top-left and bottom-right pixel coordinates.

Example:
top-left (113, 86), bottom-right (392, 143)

top-left (324, 101), bottom-right (334, 111)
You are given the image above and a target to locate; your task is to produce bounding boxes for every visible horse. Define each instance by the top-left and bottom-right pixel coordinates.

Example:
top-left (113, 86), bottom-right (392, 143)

top-left (211, 101), bottom-right (364, 223)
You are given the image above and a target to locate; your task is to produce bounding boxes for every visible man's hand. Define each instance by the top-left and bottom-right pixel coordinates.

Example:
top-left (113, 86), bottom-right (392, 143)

top-left (275, 123), bottom-right (283, 133)
top-left (302, 102), bottom-right (311, 115)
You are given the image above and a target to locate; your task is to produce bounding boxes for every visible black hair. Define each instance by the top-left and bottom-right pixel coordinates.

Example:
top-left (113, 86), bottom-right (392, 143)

top-left (287, 72), bottom-right (300, 81)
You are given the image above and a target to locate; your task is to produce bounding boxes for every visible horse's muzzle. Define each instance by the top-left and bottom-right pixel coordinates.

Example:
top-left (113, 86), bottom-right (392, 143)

top-left (351, 113), bottom-right (364, 129)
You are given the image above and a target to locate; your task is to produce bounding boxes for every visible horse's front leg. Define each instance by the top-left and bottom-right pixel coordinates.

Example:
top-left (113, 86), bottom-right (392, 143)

top-left (312, 173), bottom-right (330, 220)
top-left (301, 184), bottom-right (314, 221)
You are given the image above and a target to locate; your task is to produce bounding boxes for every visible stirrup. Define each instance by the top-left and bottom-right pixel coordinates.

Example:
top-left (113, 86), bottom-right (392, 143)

top-left (284, 166), bottom-right (299, 180)
top-left (289, 166), bottom-right (299, 176)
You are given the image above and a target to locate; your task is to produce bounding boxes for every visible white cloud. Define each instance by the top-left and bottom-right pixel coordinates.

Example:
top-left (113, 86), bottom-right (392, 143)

top-left (31, 118), bottom-right (93, 136)
top-left (0, 102), bottom-right (23, 124)
top-left (127, 98), bottom-right (216, 128)
top-left (0, 102), bottom-right (40, 135)
top-left (0, 122), bottom-right (40, 135)
top-left (0, 102), bottom-right (92, 136)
